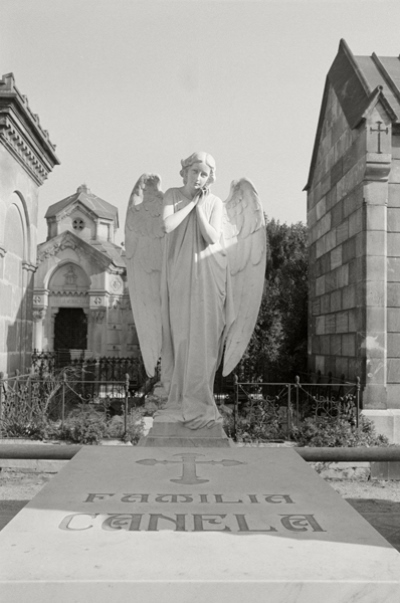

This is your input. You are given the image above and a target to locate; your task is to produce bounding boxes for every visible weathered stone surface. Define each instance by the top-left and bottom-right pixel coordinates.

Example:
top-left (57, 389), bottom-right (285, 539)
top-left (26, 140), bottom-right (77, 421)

top-left (2, 446), bottom-right (400, 601)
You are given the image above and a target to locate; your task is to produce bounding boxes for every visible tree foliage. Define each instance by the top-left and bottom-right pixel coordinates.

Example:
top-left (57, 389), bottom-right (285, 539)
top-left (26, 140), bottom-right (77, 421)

top-left (239, 218), bottom-right (308, 383)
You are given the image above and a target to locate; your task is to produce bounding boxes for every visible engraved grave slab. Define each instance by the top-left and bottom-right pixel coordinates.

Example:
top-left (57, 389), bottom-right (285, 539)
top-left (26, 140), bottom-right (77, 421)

top-left (1, 446), bottom-right (400, 602)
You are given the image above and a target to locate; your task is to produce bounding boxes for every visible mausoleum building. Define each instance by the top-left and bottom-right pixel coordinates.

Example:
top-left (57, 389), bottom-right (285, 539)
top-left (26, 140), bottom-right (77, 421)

top-left (306, 40), bottom-right (400, 441)
top-left (0, 73), bottom-right (59, 375)
top-left (33, 185), bottom-right (139, 359)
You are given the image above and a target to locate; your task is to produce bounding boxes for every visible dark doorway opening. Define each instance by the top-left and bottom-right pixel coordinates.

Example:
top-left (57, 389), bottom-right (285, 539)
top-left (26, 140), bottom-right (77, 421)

top-left (54, 308), bottom-right (87, 353)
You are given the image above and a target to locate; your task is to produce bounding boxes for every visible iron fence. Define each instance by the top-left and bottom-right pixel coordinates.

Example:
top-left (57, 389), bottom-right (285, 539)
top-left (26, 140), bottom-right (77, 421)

top-left (0, 370), bottom-right (148, 439)
top-left (230, 375), bottom-right (361, 441)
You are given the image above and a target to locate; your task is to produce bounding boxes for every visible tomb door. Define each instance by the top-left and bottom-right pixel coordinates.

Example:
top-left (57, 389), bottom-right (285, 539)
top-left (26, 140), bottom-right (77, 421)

top-left (54, 308), bottom-right (87, 351)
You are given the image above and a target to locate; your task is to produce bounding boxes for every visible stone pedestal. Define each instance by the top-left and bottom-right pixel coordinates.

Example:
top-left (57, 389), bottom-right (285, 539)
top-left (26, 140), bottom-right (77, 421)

top-left (139, 421), bottom-right (231, 447)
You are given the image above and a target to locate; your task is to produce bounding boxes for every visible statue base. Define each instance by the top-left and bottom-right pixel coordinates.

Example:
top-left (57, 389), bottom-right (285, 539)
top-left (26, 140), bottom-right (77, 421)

top-left (138, 421), bottom-right (231, 447)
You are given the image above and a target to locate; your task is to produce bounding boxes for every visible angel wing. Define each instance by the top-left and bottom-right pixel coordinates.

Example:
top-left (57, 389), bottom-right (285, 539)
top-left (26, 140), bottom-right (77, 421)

top-left (125, 174), bottom-right (164, 376)
top-left (222, 178), bottom-right (266, 376)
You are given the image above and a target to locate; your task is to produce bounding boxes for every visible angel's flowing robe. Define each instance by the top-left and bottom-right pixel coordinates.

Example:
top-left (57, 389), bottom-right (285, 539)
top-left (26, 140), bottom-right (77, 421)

top-left (156, 188), bottom-right (233, 429)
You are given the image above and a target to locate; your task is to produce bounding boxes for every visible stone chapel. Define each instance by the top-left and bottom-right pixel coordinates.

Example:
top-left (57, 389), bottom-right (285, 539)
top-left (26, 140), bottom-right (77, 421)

top-left (306, 40), bottom-right (400, 441)
top-left (0, 73), bottom-right (59, 375)
top-left (33, 184), bottom-right (139, 360)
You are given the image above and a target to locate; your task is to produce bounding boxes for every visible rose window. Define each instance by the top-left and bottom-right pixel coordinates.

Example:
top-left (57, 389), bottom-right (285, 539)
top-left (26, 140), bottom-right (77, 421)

top-left (72, 218), bottom-right (85, 231)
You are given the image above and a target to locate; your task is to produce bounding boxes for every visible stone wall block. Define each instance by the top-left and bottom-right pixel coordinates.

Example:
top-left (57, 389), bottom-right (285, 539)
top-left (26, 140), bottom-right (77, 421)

top-left (366, 358), bottom-right (385, 386)
top-left (315, 237), bottom-right (326, 260)
top-left (387, 257), bottom-right (400, 282)
top-left (387, 207), bottom-right (400, 232)
top-left (325, 314), bottom-right (336, 334)
top-left (320, 335), bottom-right (330, 355)
top-left (342, 237), bottom-right (356, 263)
top-left (355, 231), bottom-right (365, 257)
top-left (331, 200), bottom-right (343, 227)
top-left (365, 205), bottom-right (386, 231)
top-left (389, 160), bottom-right (400, 184)
top-left (360, 330), bottom-right (385, 359)
top-left (316, 316), bottom-right (325, 335)
top-left (348, 308), bottom-right (362, 332)
top-left (387, 359), bottom-right (400, 384)
top-left (326, 186), bottom-right (337, 211)
top-left (388, 308), bottom-right (400, 332)
top-left (320, 293), bottom-right (330, 314)
top-left (336, 311), bottom-right (349, 333)
top-left (330, 246), bottom-right (342, 270)
top-left (366, 255), bottom-right (386, 283)
top-left (388, 183), bottom-right (400, 207)
top-left (336, 264), bottom-right (349, 288)
top-left (325, 271), bottom-right (337, 293)
top-left (342, 284), bottom-right (356, 309)
top-left (335, 357), bottom-right (349, 378)
top-left (342, 333), bottom-right (356, 357)
top-left (388, 333), bottom-right (400, 357)
top-left (366, 307), bottom-right (386, 335)
top-left (387, 282), bottom-right (400, 307)
top-left (312, 300), bottom-right (320, 316)
top-left (312, 336), bottom-right (321, 355)
top-left (320, 172), bottom-right (331, 197)
top-left (363, 181), bottom-right (388, 205)
top-left (330, 158), bottom-right (343, 186)
top-left (366, 281), bottom-right (386, 307)
top-left (336, 219), bottom-right (349, 244)
top-left (315, 197), bottom-right (327, 221)
top-left (349, 208), bottom-right (363, 238)
top-left (330, 290), bottom-right (342, 312)
top-left (325, 229), bottom-right (337, 253)
top-left (387, 232), bottom-right (400, 257)
top-left (308, 207), bottom-right (318, 229)
top-left (315, 275), bottom-right (326, 296)
top-left (330, 334), bottom-right (342, 356)
top-left (315, 355), bottom-right (325, 374)
top-left (366, 231), bottom-right (386, 256)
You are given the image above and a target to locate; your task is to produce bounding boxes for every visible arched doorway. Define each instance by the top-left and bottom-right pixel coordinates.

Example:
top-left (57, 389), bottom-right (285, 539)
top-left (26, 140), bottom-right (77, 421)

top-left (54, 308), bottom-right (88, 352)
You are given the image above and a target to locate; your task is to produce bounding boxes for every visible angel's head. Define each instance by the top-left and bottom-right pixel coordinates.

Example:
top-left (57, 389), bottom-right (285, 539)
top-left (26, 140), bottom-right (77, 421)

top-left (180, 152), bottom-right (216, 187)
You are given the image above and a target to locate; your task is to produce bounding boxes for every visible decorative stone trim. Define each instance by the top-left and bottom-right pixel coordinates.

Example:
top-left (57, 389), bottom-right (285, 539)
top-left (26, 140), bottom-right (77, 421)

top-left (91, 309), bottom-right (106, 324)
top-left (22, 261), bottom-right (36, 272)
top-left (0, 72), bottom-right (59, 185)
top-left (0, 116), bottom-right (50, 185)
top-left (33, 309), bottom-right (46, 321)
top-left (50, 290), bottom-right (88, 297)
top-left (365, 153), bottom-right (391, 182)
top-left (37, 236), bottom-right (81, 262)
top-left (0, 245), bottom-right (6, 258)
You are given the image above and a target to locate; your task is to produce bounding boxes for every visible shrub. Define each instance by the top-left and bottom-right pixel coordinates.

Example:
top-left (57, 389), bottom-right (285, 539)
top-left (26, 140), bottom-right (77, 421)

top-left (291, 415), bottom-right (390, 447)
top-left (59, 403), bottom-right (108, 445)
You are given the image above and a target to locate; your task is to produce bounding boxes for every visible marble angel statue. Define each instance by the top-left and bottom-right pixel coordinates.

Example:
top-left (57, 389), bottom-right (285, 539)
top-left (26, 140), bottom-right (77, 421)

top-left (125, 152), bottom-right (266, 429)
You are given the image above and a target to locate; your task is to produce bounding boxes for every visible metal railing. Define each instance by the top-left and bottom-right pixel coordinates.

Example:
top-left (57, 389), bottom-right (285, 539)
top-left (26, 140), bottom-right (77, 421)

top-left (0, 371), bottom-right (147, 439)
top-left (231, 375), bottom-right (361, 441)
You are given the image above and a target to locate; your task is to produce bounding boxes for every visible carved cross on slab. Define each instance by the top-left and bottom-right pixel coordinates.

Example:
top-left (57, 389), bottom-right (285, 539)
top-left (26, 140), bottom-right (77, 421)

top-left (370, 120), bottom-right (389, 154)
top-left (137, 453), bottom-right (245, 485)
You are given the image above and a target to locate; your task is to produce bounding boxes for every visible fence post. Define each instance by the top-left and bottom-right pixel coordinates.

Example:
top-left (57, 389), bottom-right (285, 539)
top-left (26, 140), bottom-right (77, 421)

top-left (124, 373), bottom-right (130, 437)
top-left (295, 376), bottom-right (300, 427)
top-left (287, 384), bottom-right (292, 440)
top-left (0, 372), bottom-right (3, 438)
top-left (233, 373), bottom-right (239, 442)
top-left (62, 372), bottom-right (66, 427)
top-left (356, 376), bottom-right (360, 429)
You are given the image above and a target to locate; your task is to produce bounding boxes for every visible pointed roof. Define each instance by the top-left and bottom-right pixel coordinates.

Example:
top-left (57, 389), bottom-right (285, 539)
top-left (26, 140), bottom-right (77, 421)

top-left (45, 184), bottom-right (119, 227)
top-left (305, 39), bottom-right (400, 190)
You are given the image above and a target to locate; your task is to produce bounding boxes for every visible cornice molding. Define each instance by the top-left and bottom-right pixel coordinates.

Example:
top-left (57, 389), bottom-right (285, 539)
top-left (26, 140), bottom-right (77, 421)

top-left (0, 114), bottom-right (52, 186)
top-left (0, 72), bottom-right (59, 186)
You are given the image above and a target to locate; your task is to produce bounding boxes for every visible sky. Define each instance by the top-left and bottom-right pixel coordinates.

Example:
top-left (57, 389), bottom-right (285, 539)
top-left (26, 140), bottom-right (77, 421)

top-left (2, 0), bottom-right (400, 245)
